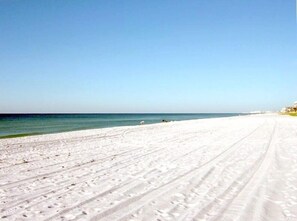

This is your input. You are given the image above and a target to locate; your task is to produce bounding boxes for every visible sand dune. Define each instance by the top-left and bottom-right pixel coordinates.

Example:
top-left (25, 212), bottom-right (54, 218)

top-left (1, 114), bottom-right (297, 220)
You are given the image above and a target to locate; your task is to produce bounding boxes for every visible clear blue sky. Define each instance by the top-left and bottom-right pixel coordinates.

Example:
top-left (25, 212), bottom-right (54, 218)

top-left (0, 0), bottom-right (296, 113)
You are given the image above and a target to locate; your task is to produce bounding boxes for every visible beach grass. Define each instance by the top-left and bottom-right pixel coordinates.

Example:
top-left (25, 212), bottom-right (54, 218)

top-left (280, 112), bottom-right (297, 117)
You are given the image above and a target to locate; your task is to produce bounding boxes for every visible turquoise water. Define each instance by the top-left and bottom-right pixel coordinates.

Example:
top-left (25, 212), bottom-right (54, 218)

top-left (0, 113), bottom-right (244, 138)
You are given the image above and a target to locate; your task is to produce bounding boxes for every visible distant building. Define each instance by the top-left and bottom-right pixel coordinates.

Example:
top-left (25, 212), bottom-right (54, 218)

top-left (282, 101), bottom-right (297, 113)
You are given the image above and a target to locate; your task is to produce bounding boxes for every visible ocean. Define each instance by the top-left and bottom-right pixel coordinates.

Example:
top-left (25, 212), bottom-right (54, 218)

top-left (0, 113), bottom-right (244, 138)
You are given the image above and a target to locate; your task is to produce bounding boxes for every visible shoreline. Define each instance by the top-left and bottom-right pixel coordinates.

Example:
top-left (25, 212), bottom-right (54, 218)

top-left (1, 113), bottom-right (296, 220)
top-left (0, 113), bottom-right (249, 140)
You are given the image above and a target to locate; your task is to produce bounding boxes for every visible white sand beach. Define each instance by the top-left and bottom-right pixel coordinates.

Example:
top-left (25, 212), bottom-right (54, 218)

top-left (1, 114), bottom-right (297, 221)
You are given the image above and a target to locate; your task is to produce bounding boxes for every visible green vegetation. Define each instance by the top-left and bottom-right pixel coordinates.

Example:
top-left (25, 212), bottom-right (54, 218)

top-left (0, 133), bottom-right (40, 139)
top-left (280, 112), bottom-right (297, 117)
top-left (289, 113), bottom-right (297, 117)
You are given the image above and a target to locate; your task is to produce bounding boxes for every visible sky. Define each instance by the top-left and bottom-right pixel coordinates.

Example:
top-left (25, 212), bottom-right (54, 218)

top-left (0, 0), bottom-right (296, 113)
